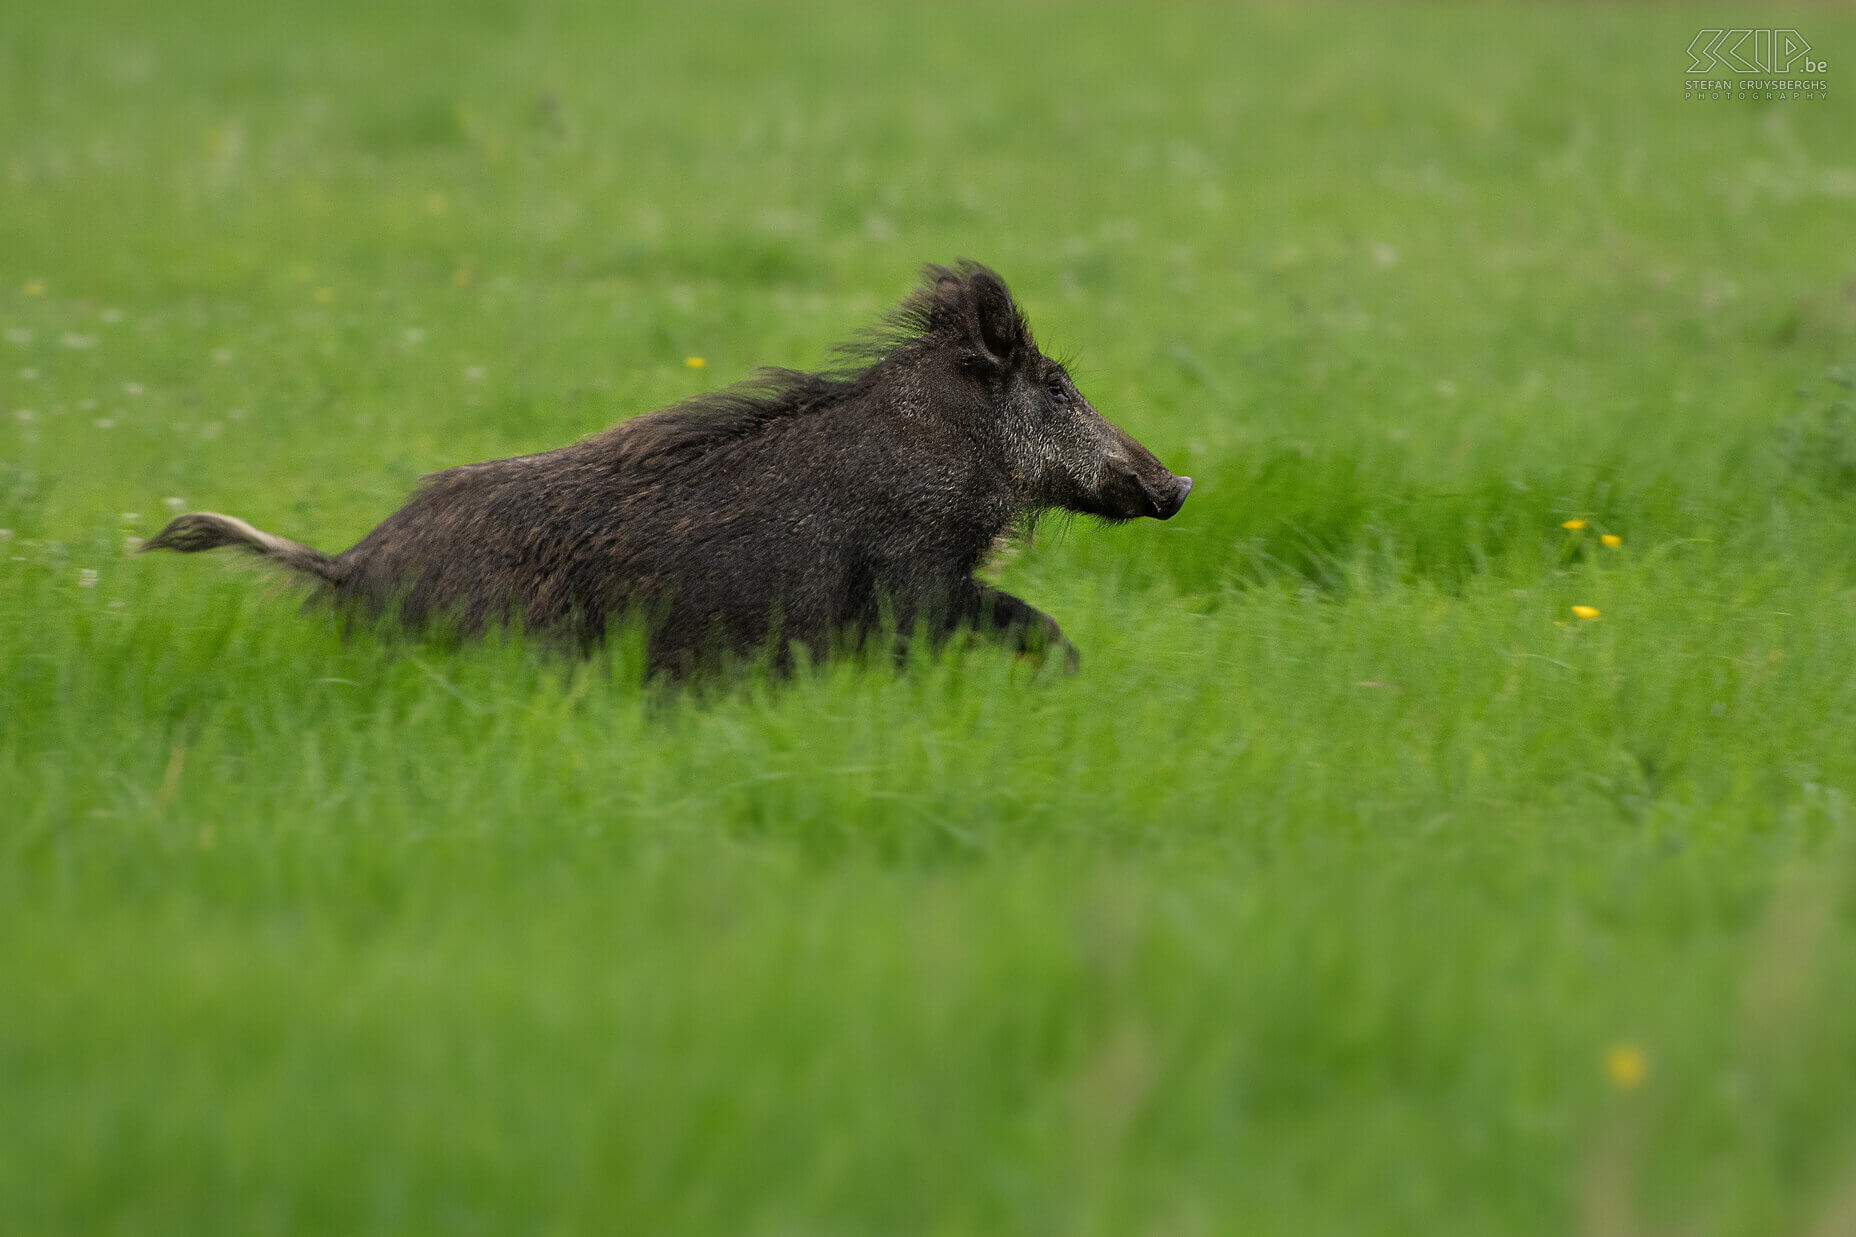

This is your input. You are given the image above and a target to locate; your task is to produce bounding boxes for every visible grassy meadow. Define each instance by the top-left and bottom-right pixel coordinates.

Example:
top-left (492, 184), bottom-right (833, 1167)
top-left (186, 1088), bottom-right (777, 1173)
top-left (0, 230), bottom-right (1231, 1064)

top-left (6, 2), bottom-right (1856, 1232)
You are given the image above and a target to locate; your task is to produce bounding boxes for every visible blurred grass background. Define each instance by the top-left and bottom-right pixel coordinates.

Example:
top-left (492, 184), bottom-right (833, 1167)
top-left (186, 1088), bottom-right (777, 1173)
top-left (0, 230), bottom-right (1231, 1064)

top-left (5, 2), bottom-right (1856, 1233)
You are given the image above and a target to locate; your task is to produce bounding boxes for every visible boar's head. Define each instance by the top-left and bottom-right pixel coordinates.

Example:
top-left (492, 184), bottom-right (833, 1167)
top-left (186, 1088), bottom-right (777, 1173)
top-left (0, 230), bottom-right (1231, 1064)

top-left (908, 263), bottom-right (1192, 523)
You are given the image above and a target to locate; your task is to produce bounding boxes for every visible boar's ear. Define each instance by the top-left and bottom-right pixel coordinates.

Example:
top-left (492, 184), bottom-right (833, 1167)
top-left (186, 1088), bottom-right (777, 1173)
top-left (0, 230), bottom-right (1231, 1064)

top-left (966, 269), bottom-right (1028, 367)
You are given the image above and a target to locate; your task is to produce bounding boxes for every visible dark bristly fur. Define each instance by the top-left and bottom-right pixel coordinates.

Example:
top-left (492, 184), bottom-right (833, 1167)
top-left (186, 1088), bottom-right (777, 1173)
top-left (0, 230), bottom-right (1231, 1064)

top-left (141, 262), bottom-right (1193, 675)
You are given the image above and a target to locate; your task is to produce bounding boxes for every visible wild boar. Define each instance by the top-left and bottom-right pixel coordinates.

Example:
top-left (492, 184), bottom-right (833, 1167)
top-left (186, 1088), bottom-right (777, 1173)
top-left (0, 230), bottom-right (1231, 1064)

top-left (143, 262), bottom-right (1192, 674)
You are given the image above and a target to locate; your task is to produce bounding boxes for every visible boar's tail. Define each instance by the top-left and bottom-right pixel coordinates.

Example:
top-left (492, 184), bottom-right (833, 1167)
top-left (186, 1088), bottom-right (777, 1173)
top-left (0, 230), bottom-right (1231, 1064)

top-left (140, 512), bottom-right (344, 585)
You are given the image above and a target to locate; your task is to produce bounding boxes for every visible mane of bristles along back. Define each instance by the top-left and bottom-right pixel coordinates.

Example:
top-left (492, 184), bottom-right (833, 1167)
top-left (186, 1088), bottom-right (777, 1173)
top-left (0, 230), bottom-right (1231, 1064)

top-left (590, 261), bottom-right (1017, 473)
top-left (589, 367), bottom-right (868, 472)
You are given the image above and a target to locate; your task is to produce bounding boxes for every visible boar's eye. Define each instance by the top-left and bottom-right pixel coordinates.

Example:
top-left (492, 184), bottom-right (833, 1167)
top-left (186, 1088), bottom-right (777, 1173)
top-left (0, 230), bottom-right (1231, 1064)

top-left (1045, 376), bottom-right (1070, 403)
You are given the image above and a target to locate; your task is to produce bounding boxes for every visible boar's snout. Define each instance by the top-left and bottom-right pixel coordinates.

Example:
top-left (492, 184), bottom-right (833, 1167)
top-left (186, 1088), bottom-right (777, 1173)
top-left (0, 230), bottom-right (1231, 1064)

top-left (1094, 451), bottom-right (1192, 522)
top-left (1080, 412), bottom-right (1192, 521)
top-left (1153, 474), bottom-right (1192, 520)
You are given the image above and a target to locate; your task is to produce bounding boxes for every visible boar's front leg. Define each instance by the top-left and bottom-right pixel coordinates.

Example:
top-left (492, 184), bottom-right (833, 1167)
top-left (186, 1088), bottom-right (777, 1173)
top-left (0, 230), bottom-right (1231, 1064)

top-left (968, 584), bottom-right (1081, 674)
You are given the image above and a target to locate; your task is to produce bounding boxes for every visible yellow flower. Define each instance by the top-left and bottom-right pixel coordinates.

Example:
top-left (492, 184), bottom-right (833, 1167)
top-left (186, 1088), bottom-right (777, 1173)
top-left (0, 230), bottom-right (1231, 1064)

top-left (312, 286), bottom-right (333, 303)
top-left (1572, 605), bottom-right (1600, 620)
top-left (1604, 1043), bottom-right (1647, 1090)
top-left (684, 356), bottom-right (706, 369)
top-left (1561, 518), bottom-right (1586, 530)
top-left (1600, 533), bottom-right (1622, 548)
top-left (23, 280), bottom-right (45, 296)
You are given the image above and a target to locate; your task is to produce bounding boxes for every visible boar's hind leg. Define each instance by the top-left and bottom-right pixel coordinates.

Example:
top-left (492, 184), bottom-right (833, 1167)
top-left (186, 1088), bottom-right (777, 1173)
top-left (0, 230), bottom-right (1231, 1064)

top-left (971, 585), bottom-right (1081, 674)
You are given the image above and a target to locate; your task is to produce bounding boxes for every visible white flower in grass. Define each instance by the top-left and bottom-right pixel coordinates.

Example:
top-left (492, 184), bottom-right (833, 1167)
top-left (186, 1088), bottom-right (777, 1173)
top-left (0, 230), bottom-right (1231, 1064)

top-left (211, 348), bottom-right (233, 364)
top-left (163, 496), bottom-right (186, 513)
top-left (13, 408), bottom-right (34, 423)
top-left (464, 365), bottom-right (485, 382)
top-left (121, 512), bottom-right (141, 524)
top-left (123, 381), bottom-right (144, 396)
top-left (3, 328), bottom-right (31, 345)
top-left (94, 417), bottom-right (116, 430)
top-left (99, 308), bottom-right (123, 324)
top-left (61, 333), bottom-right (96, 349)
top-left (77, 568), bottom-right (97, 588)
top-left (18, 367), bottom-right (36, 380)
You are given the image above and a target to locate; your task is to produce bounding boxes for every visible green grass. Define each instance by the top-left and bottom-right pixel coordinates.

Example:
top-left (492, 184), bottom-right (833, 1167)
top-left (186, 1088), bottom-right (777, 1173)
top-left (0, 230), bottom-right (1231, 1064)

top-left (6, 2), bottom-right (1856, 1232)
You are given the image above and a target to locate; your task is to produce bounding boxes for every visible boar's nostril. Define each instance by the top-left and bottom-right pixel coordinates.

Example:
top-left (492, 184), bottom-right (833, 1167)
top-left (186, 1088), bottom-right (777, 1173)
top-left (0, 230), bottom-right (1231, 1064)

top-left (1147, 474), bottom-right (1192, 520)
